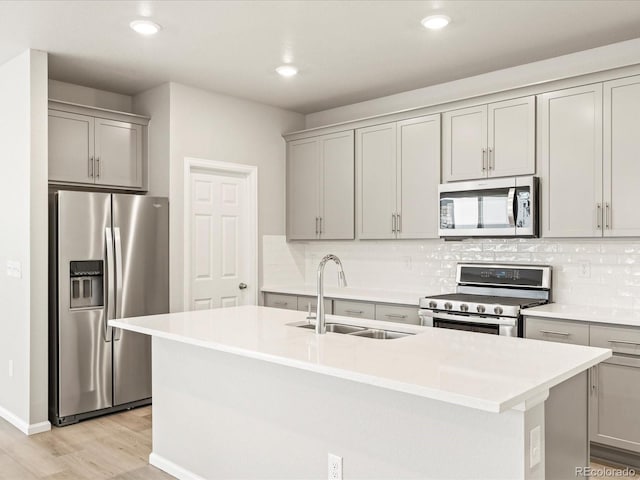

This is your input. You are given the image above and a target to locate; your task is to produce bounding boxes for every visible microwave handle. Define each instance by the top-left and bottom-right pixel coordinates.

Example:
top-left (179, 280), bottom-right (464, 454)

top-left (507, 187), bottom-right (516, 227)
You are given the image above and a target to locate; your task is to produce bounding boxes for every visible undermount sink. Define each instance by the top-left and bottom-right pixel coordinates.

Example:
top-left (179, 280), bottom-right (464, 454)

top-left (288, 321), bottom-right (413, 340)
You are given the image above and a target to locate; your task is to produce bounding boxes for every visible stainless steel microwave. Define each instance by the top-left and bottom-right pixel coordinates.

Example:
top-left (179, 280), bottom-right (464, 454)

top-left (438, 176), bottom-right (538, 238)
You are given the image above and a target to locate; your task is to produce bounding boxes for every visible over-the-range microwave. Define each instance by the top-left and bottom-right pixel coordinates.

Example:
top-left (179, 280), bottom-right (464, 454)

top-left (438, 176), bottom-right (538, 238)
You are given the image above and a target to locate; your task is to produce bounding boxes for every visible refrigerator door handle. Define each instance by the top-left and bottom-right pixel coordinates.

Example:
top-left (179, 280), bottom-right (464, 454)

top-left (104, 227), bottom-right (115, 342)
top-left (114, 227), bottom-right (124, 341)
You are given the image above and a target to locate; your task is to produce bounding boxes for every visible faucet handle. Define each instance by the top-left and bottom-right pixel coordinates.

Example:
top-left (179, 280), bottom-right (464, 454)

top-left (306, 303), bottom-right (317, 323)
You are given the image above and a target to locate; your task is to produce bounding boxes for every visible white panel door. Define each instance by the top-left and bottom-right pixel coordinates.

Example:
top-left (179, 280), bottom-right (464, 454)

top-left (357, 123), bottom-right (397, 239)
top-left (538, 84), bottom-right (603, 237)
top-left (442, 105), bottom-right (487, 182)
top-left (604, 76), bottom-right (640, 237)
top-left (94, 118), bottom-right (143, 189)
top-left (320, 131), bottom-right (354, 239)
top-left (488, 96), bottom-right (535, 178)
top-left (287, 138), bottom-right (320, 240)
top-left (190, 172), bottom-right (250, 310)
top-left (397, 115), bottom-right (440, 239)
top-left (48, 110), bottom-right (95, 184)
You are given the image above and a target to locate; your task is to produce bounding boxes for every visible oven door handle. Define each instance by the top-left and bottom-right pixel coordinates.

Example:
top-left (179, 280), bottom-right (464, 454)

top-left (419, 310), bottom-right (516, 327)
top-left (507, 187), bottom-right (516, 227)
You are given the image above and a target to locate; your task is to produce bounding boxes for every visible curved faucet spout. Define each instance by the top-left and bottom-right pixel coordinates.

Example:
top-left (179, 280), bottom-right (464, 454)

top-left (316, 254), bottom-right (348, 334)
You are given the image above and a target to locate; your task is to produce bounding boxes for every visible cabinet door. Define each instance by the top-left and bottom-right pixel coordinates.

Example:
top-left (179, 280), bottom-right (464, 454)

top-left (524, 316), bottom-right (589, 345)
top-left (397, 115), bottom-right (440, 239)
top-left (94, 118), bottom-right (143, 188)
top-left (442, 105), bottom-right (487, 182)
top-left (297, 296), bottom-right (332, 314)
top-left (48, 110), bottom-right (95, 184)
top-left (333, 300), bottom-right (375, 319)
top-left (287, 138), bottom-right (320, 240)
top-left (590, 358), bottom-right (640, 453)
top-left (538, 84), bottom-right (603, 237)
top-left (374, 304), bottom-right (420, 325)
top-left (320, 131), bottom-right (354, 239)
top-left (604, 76), bottom-right (640, 236)
top-left (356, 123), bottom-right (397, 239)
top-left (487, 96), bottom-right (535, 178)
top-left (263, 293), bottom-right (297, 310)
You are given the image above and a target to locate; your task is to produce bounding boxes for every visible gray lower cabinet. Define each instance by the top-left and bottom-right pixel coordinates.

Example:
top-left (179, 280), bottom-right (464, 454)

top-left (263, 293), bottom-right (297, 311)
top-left (375, 304), bottom-right (420, 325)
top-left (48, 100), bottom-right (148, 190)
top-left (589, 324), bottom-right (640, 454)
top-left (525, 317), bottom-right (589, 345)
top-left (297, 295), bottom-right (332, 315)
top-left (333, 299), bottom-right (376, 320)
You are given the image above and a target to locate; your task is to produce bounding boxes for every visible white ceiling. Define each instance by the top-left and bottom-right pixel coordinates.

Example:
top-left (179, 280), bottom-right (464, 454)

top-left (1, 0), bottom-right (640, 113)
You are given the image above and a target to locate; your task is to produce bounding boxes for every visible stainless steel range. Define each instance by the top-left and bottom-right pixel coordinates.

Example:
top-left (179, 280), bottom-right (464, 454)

top-left (418, 263), bottom-right (552, 337)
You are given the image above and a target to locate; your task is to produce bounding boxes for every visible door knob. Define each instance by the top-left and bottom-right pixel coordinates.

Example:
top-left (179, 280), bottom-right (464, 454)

top-left (238, 282), bottom-right (248, 290)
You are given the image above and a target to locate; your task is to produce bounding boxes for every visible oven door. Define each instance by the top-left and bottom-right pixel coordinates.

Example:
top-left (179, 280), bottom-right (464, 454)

top-left (418, 310), bottom-right (518, 337)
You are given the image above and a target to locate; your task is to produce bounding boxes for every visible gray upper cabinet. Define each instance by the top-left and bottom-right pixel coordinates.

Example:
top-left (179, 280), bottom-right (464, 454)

top-left (603, 75), bottom-right (640, 237)
top-left (443, 97), bottom-right (535, 182)
top-left (94, 118), bottom-right (143, 189)
top-left (286, 131), bottom-right (354, 240)
top-left (48, 101), bottom-right (148, 190)
top-left (538, 84), bottom-right (603, 237)
top-left (357, 115), bottom-right (440, 240)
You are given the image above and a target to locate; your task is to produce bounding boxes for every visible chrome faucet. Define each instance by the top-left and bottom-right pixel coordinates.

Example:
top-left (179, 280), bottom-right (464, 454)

top-left (316, 254), bottom-right (348, 334)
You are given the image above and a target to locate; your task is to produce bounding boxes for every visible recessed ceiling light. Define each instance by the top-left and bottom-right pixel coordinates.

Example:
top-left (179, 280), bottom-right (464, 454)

top-left (276, 65), bottom-right (298, 78)
top-left (130, 19), bottom-right (162, 36)
top-left (421, 15), bottom-right (451, 30)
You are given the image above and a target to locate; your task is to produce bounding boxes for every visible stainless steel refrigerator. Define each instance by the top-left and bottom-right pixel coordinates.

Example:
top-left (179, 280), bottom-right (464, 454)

top-left (49, 191), bottom-right (169, 426)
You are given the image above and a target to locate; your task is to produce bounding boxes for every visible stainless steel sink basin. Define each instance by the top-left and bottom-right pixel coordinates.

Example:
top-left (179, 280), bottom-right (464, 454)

top-left (288, 321), bottom-right (412, 339)
top-left (292, 322), bottom-right (366, 334)
top-left (349, 329), bottom-right (411, 340)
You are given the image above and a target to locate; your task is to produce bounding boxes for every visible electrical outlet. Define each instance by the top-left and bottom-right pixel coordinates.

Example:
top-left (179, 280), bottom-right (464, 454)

top-left (403, 256), bottom-right (412, 271)
top-left (579, 261), bottom-right (591, 279)
top-left (6, 260), bottom-right (22, 279)
top-left (8, 360), bottom-right (13, 378)
top-left (328, 453), bottom-right (342, 480)
top-left (530, 425), bottom-right (541, 468)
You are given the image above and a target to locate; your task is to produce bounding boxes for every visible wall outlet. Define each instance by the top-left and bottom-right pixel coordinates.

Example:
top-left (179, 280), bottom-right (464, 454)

top-left (328, 453), bottom-right (342, 480)
top-left (579, 261), bottom-right (591, 279)
top-left (403, 256), bottom-right (412, 271)
top-left (8, 360), bottom-right (13, 378)
top-left (530, 425), bottom-right (541, 468)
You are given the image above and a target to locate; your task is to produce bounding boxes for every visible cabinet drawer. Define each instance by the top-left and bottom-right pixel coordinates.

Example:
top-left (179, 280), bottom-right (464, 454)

top-left (263, 293), bottom-right (297, 311)
top-left (375, 304), bottom-right (420, 325)
top-left (524, 317), bottom-right (589, 345)
top-left (297, 296), bottom-right (332, 314)
top-left (590, 324), bottom-right (640, 356)
top-left (333, 300), bottom-right (375, 320)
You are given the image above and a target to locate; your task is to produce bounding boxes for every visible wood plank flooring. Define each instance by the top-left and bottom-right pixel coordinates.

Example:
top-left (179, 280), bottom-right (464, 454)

top-left (0, 407), bottom-right (638, 479)
top-left (0, 407), bottom-right (173, 480)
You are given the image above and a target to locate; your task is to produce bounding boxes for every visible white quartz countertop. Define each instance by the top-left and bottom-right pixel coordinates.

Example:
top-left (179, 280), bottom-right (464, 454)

top-left (261, 285), bottom-right (424, 306)
top-left (110, 306), bottom-right (610, 413)
top-left (523, 303), bottom-right (640, 327)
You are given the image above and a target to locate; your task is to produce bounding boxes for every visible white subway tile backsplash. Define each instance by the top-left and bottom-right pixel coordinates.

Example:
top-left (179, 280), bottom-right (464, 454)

top-left (262, 235), bottom-right (640, 308)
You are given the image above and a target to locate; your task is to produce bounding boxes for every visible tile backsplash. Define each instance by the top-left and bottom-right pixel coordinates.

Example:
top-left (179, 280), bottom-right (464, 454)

top-left (262, 235), bottom-right (640, 309)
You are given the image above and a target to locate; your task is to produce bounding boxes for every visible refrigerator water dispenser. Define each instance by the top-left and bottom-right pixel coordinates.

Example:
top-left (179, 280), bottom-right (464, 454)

top-left (69, 260), bottom-right (103, 309)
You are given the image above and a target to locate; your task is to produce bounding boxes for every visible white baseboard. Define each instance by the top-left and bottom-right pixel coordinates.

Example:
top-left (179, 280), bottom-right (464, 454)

top-left (149, 452), bottom-right (206, 480)
top-left (0, 405), bottom-right (51, 435)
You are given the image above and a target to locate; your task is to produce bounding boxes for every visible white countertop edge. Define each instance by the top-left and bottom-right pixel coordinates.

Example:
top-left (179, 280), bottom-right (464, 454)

top-left (261, 285), bottom-right (423, 306)
top-left (522, 304), bottom-right (640, 327)
top-left (109, 317), bottom-right (610, 414)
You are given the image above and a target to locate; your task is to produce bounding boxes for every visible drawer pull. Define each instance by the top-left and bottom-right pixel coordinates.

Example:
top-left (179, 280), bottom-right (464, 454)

top-left (274, 301), bottom-right (288, 306)
top-left (539, 330), bottom-right (570, 337)
top-left (608, 339), bottom-right (640, 347)
top-left (345, 309), bottom-right (364, 315)
top-left (385, 314), bottom-right (408, 319)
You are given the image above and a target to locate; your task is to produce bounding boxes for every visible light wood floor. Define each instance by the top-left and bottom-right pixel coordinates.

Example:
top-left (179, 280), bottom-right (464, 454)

top-left (0, 406), bottom-right (173, 480)
top-left (1, 407), bottom-right (638, 480)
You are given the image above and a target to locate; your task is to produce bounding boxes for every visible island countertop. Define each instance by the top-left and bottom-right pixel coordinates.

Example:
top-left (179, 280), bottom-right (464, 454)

top-left (109, 305), bottom-right (610, 413)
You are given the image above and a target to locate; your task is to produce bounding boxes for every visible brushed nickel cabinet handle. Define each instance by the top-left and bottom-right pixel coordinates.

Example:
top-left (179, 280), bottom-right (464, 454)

top-left (596, 204), bottom-right (602, 230)
top-left (392, 213), bottom-right (396, 233)
top-left (315, 217), bottom-right (319, 235)
top-left (608, 339), bottom-right (640, 346)
top-left (319, 217), bottom-right (323, 234)
top-left (385, 313), bottom-right (407, 319)
top-left (95, 157), bottom-right (101, 179)
top-left (539, 329), bottom-right (570, 337)
top-left (345, 309), bottom-right (364, 315)
top-left (605, 203), bottom-right (610, 229)
top-left (89, 156), bottom-right (94, 178)
top-left (481, 148), bottom-right (486, 171)
top-left (274, 301), bottom-right (288, 306)
top-left (397, 213), bottom-right (402, 233)
top-left (489, 147), bottom-right (494, 170)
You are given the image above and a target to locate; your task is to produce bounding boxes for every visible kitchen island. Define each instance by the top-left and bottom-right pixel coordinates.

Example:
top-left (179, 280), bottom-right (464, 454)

top-left (110, 306), bottom-right (610, 480)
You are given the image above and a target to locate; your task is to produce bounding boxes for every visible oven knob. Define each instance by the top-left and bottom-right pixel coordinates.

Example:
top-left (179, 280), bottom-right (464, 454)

top-left (476, 305), bottom-right (486, 313)
top-left (494, 306), bottom-right (504, 315)
top-left (429, 301), bottom-right (438, 309)
top-left (444, 302), bottom-right (453, 310)
top-left (460, 304), bottom-right (469, 312)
